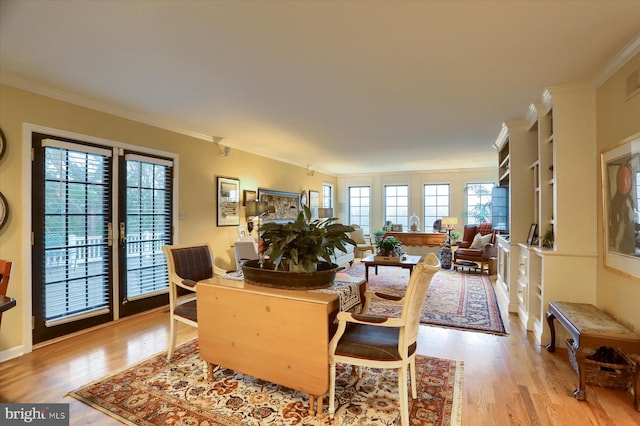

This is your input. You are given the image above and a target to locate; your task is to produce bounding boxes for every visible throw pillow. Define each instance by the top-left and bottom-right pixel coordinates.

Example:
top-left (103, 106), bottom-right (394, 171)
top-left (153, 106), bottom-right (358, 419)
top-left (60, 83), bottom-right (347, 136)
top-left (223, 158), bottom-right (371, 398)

top-left (350, 227), bottom-right (367, 244)
top-left (470, 232), bottom-right (483, 249)
top-left (479, 232), bottom-right (493, 248)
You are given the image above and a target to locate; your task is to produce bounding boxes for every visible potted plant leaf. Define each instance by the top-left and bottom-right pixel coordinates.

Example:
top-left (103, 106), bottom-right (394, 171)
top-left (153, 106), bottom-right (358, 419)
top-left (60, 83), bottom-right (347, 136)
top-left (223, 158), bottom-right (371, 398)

top-left (375, 236), bottom-right (402, 257)
top-left (252, 205), bottom-right (356, 275)
top-left (372, 229), bottom-right (386, 243)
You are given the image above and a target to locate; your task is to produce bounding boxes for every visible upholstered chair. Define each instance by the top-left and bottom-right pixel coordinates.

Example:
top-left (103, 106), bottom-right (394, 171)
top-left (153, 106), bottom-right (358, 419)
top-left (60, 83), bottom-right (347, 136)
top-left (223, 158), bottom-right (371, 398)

top-left (453, 223), bottom-right (497, 271)
top-left (162, 243), bottom-right (221, 360)
top-left (328, 253), bottom-right (441, 426)
top-left (233, 238), bottom-right (259, 270)
top-left (349, 225), bottom-right (374, 258)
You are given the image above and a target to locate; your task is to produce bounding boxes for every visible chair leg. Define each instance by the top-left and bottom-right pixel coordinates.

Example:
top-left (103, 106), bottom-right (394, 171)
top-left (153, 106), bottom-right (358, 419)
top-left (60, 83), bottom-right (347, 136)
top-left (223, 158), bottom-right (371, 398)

top-left (399, 365), bottom-right (409, 426)
top-left (410, 356), bottom-right (417, 399)
top-left (328, 362), bottom-right (337, 420)
top-left (167, 318), bottom-right (177, 361)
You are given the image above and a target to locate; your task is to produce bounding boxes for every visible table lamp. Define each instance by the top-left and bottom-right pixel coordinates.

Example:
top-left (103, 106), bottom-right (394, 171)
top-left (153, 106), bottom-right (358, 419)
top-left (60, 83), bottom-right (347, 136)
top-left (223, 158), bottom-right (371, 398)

top-left (441, 216), bottom-right (458, 245)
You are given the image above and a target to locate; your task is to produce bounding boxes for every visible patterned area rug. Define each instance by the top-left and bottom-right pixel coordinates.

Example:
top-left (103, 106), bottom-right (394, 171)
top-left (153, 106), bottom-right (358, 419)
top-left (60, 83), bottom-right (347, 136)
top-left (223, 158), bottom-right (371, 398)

top-left (68, 340), bottom-right (463, 426)
top-left (338, 263), bottom-right (507, 335)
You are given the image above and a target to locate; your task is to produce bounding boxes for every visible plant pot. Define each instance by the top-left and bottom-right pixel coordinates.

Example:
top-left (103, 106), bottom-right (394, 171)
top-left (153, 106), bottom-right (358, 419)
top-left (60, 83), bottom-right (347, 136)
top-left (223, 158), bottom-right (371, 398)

top-left (241, 259), bottom-right (339, 290)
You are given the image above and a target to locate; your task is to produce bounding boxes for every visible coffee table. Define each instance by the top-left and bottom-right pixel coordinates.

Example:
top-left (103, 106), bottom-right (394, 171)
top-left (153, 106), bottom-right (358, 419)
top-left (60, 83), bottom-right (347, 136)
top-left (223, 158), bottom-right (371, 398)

top-left (361, 254), bottom-right (422, 281)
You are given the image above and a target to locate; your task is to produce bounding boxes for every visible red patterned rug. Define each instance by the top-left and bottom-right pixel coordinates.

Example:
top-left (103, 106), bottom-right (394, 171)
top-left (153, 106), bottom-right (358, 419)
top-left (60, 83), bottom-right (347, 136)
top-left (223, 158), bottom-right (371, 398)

top-left (68, 340), bottom-right (463, 425)
top-left (338, 263), bottom-right (507, 335)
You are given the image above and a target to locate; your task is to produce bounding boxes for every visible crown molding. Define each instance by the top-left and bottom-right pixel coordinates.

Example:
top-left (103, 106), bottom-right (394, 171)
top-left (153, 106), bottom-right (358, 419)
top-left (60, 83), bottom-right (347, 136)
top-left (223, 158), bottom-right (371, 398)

top-left (0, 72), bottom-right (340, 175)
top-left (592, 32), bottom-right (640, 88)
top-left (0, 72), bottom-right (212, 142)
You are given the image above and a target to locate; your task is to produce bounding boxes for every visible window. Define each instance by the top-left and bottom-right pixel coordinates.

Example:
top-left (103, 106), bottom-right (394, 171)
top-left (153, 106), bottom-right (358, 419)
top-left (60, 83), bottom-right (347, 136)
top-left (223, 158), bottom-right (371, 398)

top-left (384, 184), bottom-right (409, 229)
top-left (424, 184), bottom-right (450, 231)
top-left (322, 183), bottom-right (333, 209)
top-left (349, 186), bottom-right (370, 235)
top-left (466, 182), bottom-right (494, 224)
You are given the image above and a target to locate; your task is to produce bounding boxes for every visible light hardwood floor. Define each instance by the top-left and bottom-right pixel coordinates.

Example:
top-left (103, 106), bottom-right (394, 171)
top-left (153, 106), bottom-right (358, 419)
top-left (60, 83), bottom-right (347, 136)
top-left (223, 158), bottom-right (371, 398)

top-left (1, 302), bottom-right (639, 425)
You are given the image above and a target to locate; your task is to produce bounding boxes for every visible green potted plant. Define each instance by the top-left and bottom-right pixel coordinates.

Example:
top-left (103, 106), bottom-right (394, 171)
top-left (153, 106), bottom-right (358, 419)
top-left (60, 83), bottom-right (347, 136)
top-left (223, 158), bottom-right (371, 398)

top-left (542, 228), bottom-right (554, 249)
top-left (258, 206), bottom-right (356, 273)
top-left (375, 236), bottom-right (402, 257)
top-left (372, 229), bottom-right (386, 243)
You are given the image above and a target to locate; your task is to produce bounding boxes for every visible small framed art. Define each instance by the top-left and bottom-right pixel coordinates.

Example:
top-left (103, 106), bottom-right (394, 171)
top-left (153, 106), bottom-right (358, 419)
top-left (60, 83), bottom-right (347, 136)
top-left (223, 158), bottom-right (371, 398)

top-left (217, 177), bottom-right (240, 226)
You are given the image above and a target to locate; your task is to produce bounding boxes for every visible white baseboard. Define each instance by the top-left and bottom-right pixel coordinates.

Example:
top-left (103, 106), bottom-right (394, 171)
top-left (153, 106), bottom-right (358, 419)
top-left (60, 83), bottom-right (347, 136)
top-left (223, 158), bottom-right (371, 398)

top-left (0, 345), bottom-right (25, 363)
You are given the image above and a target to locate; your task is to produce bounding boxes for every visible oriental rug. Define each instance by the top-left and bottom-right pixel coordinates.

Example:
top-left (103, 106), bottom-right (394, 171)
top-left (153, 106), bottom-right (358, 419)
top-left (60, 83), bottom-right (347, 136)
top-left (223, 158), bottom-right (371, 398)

top-left (338, 263), bottom-right (507, 335)
top-left (68, 340), bottom-right (463, 426)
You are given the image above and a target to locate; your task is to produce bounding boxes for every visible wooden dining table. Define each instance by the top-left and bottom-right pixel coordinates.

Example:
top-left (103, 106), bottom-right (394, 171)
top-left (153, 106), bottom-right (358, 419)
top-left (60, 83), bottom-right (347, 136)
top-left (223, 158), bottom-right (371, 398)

top-left (195, 275), bottom-right (366, 418)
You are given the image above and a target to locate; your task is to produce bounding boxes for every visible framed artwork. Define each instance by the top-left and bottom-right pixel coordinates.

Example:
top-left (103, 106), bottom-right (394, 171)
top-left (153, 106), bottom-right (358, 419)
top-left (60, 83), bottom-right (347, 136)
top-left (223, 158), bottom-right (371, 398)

top-left (243, 189), bottom-right (256, 206)
top-left (601, 133), bottom-right (640, 279)
top-left (237, 225), bottom-right (249, 239)
top-left (257, 188), bottom-right (299, 223)
top-left (217, 177), bottom-right (240, 226)
top-left (309, 190), bottom-right (319, 219)
top-left (527, 223), bottom-right (538, 245)
top-left (392, 224), bottom-right (403, 232)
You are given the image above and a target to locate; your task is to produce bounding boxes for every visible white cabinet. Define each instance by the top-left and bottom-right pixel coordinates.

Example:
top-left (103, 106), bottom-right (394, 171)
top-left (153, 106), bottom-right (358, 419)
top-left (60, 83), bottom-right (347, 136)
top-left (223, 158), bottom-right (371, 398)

top-left (495, 235), bottom-right (515, 312)
top-left (495, 85), bottom-right (598, 345)
top-left (516, 247), bottom-right (530, 326)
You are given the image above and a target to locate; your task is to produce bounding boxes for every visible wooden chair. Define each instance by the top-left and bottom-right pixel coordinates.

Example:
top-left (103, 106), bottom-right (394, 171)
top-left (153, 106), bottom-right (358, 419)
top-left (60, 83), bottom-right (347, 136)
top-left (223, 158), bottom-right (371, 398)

top-left (328, 253), bottom-right (440, 426)
top-left (162, 243), bottom-right (221, 360)
top-left (0, 260), bottom-right (13, 326)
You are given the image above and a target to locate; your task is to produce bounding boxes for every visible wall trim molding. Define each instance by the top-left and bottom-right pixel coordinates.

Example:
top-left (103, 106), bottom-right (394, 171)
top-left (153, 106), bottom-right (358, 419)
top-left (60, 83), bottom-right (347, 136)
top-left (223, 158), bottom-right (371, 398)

top-left (1, 72), bottom-right (212, 142)
top-left (592, 33), bottom-right (640, 88)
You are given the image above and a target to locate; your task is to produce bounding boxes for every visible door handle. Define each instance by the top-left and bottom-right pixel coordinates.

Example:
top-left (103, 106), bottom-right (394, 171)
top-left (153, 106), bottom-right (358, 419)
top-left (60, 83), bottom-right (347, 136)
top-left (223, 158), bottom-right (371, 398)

top-left (120, 222), bottom-right (127, 247)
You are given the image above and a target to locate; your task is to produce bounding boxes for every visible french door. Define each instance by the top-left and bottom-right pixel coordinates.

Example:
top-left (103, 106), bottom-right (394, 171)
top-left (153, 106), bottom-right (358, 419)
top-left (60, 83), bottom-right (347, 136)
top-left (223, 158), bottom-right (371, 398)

top-left (31, 133), bottom-right (174, 344)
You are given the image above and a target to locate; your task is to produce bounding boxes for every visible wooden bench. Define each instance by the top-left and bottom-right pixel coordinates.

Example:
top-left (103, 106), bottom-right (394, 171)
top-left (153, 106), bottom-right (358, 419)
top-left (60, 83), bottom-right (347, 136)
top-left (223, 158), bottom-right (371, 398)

top-left (546, 301), bottom-right (640, 409)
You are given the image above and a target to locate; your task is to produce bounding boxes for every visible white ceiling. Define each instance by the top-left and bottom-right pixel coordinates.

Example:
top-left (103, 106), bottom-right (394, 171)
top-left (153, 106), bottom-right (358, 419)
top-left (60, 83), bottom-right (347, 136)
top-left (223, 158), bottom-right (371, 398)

top-left (1, 0), bottom-right (639, 175)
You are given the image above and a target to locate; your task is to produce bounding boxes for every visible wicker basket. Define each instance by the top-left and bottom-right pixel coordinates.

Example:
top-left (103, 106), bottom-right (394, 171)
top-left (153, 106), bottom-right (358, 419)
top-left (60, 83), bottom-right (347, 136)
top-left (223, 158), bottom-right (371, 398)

top-left (566, 339), bottom-right (636, 390)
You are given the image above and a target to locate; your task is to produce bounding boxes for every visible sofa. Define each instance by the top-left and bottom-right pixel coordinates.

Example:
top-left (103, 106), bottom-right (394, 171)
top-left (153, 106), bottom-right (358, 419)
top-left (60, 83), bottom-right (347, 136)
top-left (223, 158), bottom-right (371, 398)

top-left (330, 243), bottom-right (355, 268)
top-left (453, 222), bottom-right (497, 271)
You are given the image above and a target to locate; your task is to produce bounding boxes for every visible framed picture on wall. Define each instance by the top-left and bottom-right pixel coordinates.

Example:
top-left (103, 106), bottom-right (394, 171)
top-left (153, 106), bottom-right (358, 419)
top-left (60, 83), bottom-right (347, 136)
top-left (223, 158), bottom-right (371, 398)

top-left (243, 189), bottom-right (256, 206)
top-left (601, 133), bottom-right (640, 279)
top-left (217, 177), bottom-right (240, 226)
top-left (257, 188), bottom-right (299, 223)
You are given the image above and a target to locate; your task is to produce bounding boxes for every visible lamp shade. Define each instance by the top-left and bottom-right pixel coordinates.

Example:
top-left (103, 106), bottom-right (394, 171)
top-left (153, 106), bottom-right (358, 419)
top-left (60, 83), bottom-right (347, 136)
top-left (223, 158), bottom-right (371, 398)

top-left (318, 208), bottom-right (334, 218)
top-left (441, 216), bottom-right (458, 229)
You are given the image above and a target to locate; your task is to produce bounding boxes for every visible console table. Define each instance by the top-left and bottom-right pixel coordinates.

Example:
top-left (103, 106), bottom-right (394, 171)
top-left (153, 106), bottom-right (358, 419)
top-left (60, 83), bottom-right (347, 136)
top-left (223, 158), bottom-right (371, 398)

top-left (384, 232), bottom-right (445, 257)
top-left (196, 276), bottom-right (366, 418)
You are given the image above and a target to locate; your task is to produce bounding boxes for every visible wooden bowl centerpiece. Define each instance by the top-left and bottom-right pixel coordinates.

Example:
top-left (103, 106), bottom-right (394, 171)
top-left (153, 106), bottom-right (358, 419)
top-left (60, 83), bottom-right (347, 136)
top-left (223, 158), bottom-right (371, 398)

top-left (244, 206), bottom-right (355, 290)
